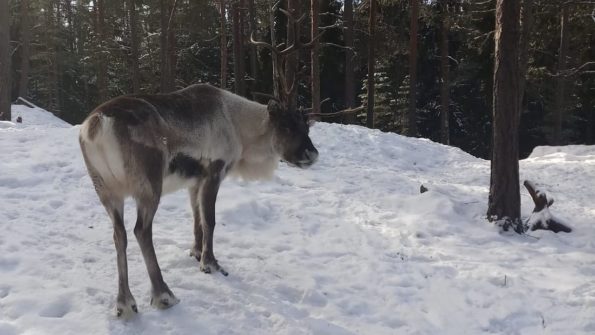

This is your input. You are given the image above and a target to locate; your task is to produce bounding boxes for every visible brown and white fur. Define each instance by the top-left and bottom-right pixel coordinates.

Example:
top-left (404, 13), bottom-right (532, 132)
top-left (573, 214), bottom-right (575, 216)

top-left (79, 84), bottom-right (318, 318)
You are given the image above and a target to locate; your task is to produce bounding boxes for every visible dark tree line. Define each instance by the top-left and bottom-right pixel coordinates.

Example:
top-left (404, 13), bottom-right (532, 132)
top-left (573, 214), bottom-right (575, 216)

top-left (2, 0), bottom-right (594, 158)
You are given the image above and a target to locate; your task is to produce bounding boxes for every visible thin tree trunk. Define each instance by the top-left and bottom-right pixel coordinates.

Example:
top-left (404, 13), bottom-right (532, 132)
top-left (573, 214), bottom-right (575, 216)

top-left (0, 0), bottom-right (11, 121)
top-left (311, 0), bottom-right (320, 120)
top-left (220, 0), bottom-right (228, 89)
top-left (238, 0), bottom-right (246, 95)
top-left (128, 0), bottom-right (140, 93)
top-left (439, 0), bottom-right (450, 145)
top-left (232, 0), bottom-right (245, 96)
top-left (77, 0), bottom-right (89, 110)
top-left (487, 0), bottom-right (521, 226)
top-left (408, 0), bottom-right (419, 136)
top-left (47, 0), bottom-right (60, 112)
top-left (96, 0), bottom-right (108, 102)
top-left (518, 0), bottom-right (532, 97)
top-left (248, 0), bottom-right (258, 88)
top-left (19, 0), bottom-right (31, 98)
top-left (64, 0), bottom-right (75, 51)
top-left (553, 4), bottom-right (569, 145)
top-left (366, 0), bottom-right (376, 128)
top-left (286, 0), bottom-right (298, 112)
top-left (344, 0), bottom-right (355, 123)
top-left (160, 0), bottom-right (169, 92)
top-left (167, 0), bottom-right (177, 91)
top-left (518, 0), bottom-right (532, 114)
top-left (270, 0), bottom-right (279, 98)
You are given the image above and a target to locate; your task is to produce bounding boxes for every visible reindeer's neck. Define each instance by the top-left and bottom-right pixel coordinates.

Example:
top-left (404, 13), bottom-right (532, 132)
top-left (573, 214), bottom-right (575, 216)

top-left (222, 92), bottom-right (279, 180)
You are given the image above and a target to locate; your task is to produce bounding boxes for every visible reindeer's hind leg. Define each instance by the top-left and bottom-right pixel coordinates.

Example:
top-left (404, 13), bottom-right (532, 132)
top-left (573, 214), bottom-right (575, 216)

top-left (134, 195), bottom-right (180, 309)
top-left (89, 172), bottom-right (137, 318)
top-left (108, 201), bottom-right (139, 319)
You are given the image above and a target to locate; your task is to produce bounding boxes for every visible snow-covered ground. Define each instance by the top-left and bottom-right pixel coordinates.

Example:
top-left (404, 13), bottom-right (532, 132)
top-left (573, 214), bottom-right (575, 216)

top-left (0, 105), bottom-right (593, 335)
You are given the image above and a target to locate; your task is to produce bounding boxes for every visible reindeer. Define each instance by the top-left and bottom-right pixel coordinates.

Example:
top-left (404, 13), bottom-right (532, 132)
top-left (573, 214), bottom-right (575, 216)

top-left (79, 10), bottom-right (320, 318)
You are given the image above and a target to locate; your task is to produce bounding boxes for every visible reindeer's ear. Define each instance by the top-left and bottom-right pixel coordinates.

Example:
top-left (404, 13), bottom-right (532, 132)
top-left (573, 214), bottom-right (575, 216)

top-left (267, 100), bottom-right (283, 121)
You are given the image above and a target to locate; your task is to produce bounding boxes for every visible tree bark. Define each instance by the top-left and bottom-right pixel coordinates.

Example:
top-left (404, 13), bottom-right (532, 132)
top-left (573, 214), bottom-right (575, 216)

top-left (19, 0), bottom-right (31, 98)
top-left (269, 0), bottom-right (279, 98)
top-left (310, 0), bottom-right (320, 120)
top-left (286, 0), bottom-right (298, 112)
top-left (160, 0), bottom-right (170, 92)
top-left (248, 0), bottom-right (258, 88)
top-left (366, 0), bottom-right (377, 128)
top-left (439, 0), bottom-right (450, 145)
top-left (0, 0), bottom-right (10, 121)
top-left (232, 0), bottom-right (245, 96)
top-left (487, 0), bottom-right (521, 226)
top-left (553, 4), bottom-right (569, 145)
top-left (408, 0), bottom-right (419, 136)
top-left (344, 0), bottom-right (356, 123)
top-left (47, 0), bottom-right (60, 112)
top-left (220, 0), bottom-right (228, 89)
top-left (128, 0), bottom-right (140, 93)
top-left (518, 0), bottom-right (533, 112)
top-left (167, 0), bottom-right (177, 91)
top-left (96, 0), bottom-right (108, 102)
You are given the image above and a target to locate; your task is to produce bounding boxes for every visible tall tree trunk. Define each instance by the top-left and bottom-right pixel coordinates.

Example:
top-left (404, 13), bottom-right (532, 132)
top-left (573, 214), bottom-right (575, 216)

top-left (77, 0), bottom-right (89, 110)
top-left (128, 0), bottom-right (140, 93)
top-left (553, 4), bottom-right (569, 145)
top-left (0, 0), bottom-right (11, 121)
top-left (286, 0), bottom-right (298, 112)
top-left (518, 0), bottom-right (533, 113)
top-left (19, 0), bottom-right (31, 98)
top-left (344, 0), bottom-right (356, 123)
top-left (160, 0), bottom-right (169, 92)
top-left (366, 0), bottom-right (376, 128)
top-left (167, 0), bottom-right (177, 91)
top-left (96, 0), bottom-right (108, 102)
top-left (310, 0), bottom-right (320, 120)
top-left (220, 0), bottom-right (228, 89)
top-left (487, 0), bottom-right (521, 226)
top-left (47, 0), bottom-right (60, 112)
top-left (248, 0), bottom-right (258, 88)
top-left (238, 0), bottom-right (246, 95)
top-left (407, 0), bottom-right (419, 136)
top-left (439, 0), bottom-right (450, 145)
top-left (64, 0), bottom-right (75, 51)
top-left (231, 0), bottom-right (245, 96)
top-left (269, 0), bottom-right (279, 98)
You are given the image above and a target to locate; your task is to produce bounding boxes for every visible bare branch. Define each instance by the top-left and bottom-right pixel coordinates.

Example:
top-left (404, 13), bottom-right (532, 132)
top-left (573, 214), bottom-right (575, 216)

top-left (547, 62), bottom-right (595, 77)
top-left (308, 105), bottom-right (365, 117)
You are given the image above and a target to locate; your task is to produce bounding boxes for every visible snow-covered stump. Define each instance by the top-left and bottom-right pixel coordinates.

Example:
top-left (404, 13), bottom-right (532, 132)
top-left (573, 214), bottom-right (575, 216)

top-left (523, 180), bottom-right (572, 233)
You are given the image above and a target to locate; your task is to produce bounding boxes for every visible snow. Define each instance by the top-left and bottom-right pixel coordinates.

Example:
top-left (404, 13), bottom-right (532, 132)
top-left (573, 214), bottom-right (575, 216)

top-left (7, 104), bottom-right (71, 128)
top-left (0, 105), bottom-right (594, 334)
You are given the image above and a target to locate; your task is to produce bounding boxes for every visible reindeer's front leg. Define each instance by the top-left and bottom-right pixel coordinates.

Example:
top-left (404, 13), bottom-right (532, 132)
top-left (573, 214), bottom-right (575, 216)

top-left (189, 184), bottom-right (203, 261)
top-left (198, 161), bottom-right (228, 276)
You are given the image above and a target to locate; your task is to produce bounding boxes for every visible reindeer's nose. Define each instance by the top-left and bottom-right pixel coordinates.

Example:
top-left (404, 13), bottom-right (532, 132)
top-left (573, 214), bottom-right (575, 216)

top-left (305, 148), bottom-right (318, 164)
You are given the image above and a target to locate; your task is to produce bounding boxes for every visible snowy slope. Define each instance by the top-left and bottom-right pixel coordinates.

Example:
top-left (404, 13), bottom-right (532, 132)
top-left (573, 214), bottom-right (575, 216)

top-left (0, 105), bottom-right (594, 335)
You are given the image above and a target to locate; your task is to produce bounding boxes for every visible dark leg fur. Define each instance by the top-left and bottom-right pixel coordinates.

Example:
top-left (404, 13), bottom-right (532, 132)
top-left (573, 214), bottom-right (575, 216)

top-left (199, 176), bottom-right (228, 276)
top-left (134, 196), bottom-right (180, 309)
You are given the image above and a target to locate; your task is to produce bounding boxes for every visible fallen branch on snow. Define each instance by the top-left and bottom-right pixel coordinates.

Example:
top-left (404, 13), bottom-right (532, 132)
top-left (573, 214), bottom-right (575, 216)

top-left (523, 180), bottom-right (572, 233)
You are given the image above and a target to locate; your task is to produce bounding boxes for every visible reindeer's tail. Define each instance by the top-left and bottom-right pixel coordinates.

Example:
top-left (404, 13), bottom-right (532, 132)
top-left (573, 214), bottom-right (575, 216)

top-left (79, 112), bottom-right (127, 189)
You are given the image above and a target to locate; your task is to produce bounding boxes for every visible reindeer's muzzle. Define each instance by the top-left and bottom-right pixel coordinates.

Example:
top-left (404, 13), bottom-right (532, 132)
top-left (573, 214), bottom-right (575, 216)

top-left (296, 147), bottom-right (318, 168)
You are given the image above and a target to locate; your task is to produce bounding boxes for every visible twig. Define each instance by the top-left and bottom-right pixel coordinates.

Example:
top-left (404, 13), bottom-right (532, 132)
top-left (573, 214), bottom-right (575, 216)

top-left (308, 105), bottom-right (365, 117)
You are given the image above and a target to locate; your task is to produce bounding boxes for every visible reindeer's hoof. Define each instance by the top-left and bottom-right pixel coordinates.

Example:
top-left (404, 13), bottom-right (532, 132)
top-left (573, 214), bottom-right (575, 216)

top-left (189, 248), bottom-right (201, 262)
top-left (200, 261), bottom-right (228, 276)
top-left (150, 292), bottom-right (180, 310)
top-left (116, 300), bottom-right (138, 319)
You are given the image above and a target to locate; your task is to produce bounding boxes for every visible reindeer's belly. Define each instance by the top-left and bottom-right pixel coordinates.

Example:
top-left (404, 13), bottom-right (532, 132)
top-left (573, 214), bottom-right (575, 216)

top-left (162, 174), bottom-right (197, 194)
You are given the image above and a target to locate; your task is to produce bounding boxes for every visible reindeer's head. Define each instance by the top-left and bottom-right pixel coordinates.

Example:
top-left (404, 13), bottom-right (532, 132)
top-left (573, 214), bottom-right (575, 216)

top-left (267, 100), bottom-right (318, 168)
top-left (251, 5), bottom-right (323, 169)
